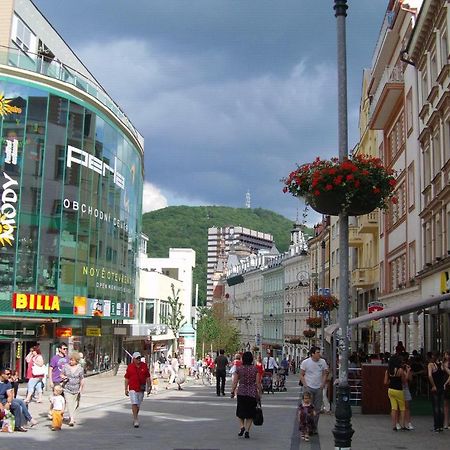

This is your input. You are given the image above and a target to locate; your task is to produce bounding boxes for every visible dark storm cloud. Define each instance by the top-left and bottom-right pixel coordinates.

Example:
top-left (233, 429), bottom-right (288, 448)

top-left (33, 0), bottom-right (388, 220)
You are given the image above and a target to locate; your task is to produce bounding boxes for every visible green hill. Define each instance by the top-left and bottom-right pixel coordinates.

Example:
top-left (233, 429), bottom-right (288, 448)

top-left (142, 206), bottom-right (307, 305)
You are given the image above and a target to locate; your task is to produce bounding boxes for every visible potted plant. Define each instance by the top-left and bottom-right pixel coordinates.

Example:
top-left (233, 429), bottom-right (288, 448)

top-left (282, 154), bottom-right (397, 216)
top-left (309, 294), bottom-right (339, 312)
top-left (306, 317), bottom-right (322, 328)
top-left (303, 329), bottom-right (316, 338)
top-left (252, 346), bottom-right (260, 352)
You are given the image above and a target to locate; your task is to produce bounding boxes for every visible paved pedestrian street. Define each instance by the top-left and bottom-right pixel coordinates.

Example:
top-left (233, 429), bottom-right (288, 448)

top-left (1, 374), bottom-right (448, 450)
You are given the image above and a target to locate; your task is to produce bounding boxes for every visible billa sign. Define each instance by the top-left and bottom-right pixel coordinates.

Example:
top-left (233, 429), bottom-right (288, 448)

top-left (13, 293), bottom-right (60, 312)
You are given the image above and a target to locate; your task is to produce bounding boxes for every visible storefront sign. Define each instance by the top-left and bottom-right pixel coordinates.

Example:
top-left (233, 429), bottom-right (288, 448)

top-left (73, 296), bottom-right (87, 315)
top-left (368, 301), bottom-right (384, 314)
top-left (56, 327), bottom-right (73, 338)
top-left (13, 293), bottom-right (60, 311)
top-left (0, 94), bottom-right (22, 116)
top-left (86, 327), bottom-right (101, 337)
top-left (67, 145), bottom-right (125, 190)
top-left (0, 172), bottom-right (18, 247)
top-left (0, 328), bottom-right (35, 336)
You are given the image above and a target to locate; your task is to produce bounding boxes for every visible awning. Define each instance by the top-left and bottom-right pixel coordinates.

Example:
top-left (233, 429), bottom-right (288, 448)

top-left (325, 293), bottom-right (450, 342)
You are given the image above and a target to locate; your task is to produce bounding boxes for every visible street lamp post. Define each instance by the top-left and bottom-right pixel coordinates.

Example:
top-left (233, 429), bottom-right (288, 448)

top-left (332, 1), bottom-right (354, 449)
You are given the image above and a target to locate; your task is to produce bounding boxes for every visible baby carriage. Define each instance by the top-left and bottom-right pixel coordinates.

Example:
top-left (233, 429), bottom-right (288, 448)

top-left (274, 368), bottom-right (287, 392)
top-left (262, 371), bottom-right (274, 394)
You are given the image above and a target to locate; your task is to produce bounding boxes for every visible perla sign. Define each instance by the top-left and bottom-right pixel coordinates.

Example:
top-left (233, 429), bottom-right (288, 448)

top-left (67, 145), bottom-right (125, 190)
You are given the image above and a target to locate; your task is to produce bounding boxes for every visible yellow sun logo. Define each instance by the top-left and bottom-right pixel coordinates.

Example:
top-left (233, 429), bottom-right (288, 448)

top-left (0, 93), bottom-right (22, 117)
top-left (0, 214), bottom-right (15, 246)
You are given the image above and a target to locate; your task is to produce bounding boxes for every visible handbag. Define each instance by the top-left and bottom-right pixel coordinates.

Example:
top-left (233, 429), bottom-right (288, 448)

top-left (253, 400), bottom-right (264, 426)
top-left (32, 364), bottom-right (46, 377)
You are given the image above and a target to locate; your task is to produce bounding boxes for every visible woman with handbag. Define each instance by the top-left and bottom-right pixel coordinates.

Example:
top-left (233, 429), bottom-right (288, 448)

top-left (25, 346), bottom-right (45, 404)
top-left (230, 351), bottom-right (262, 439)
top-left (60, 352), bottom-right (85, 427)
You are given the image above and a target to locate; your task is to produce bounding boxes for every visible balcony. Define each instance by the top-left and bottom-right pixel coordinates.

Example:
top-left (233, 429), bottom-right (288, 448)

top-left (351, 266), bottom-right (379, 288)
top-left (369, 66), bottom-right (404, 130)
top-left (349, 226), bottom-right (363, 247)
top-left (358, 211), bottom-right (379, 234)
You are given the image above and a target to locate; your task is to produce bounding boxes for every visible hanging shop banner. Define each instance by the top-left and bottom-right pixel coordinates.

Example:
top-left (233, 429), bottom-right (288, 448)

top-left (73, 296), bottom-right (87, 315)
top-left (88, 298), bottom-right (104, 317)
top-left (0, 171), bottom-right (19, 247)
top-left (440, 271), bottom-right (450, 294)
top-left (56, 327), bottom-right (73, 338)
top-left (86, 327), bottom-right (101, 337)
top-left (13, 293), bottom-right (60, 312)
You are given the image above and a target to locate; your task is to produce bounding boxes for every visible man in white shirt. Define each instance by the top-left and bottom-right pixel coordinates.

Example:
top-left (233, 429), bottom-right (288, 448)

top-left (263, 350), bottom-right (278, 374)
top-left (299, 346), bottom-right (329, 433)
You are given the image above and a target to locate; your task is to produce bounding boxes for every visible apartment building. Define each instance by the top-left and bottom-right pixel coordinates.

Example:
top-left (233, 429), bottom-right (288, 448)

top-left (207, 226), bottom-right (274, 304)
top-left (407, 0), bottom-right (450, 352)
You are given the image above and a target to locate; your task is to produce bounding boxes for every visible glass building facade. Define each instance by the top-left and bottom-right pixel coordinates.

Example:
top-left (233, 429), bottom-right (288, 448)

top-left (0, 76), bottom-right (143, 315)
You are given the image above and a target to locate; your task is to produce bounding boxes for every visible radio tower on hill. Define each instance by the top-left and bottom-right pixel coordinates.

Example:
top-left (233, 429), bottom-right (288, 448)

top-left (245, 190), bottom-right (251, 209)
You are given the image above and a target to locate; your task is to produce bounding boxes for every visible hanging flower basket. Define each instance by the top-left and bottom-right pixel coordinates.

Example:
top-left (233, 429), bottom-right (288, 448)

top-left (289, 337), bottom-right (302, 345)
top-left (306, 317), bottom-right (323, 328)
top-left (309, 294), bottom-right (339, 312)
top-left (282, 154), bottom-right (397, 216)
top-left (271, 344), bottom-right (282, 350)
top-left (303, 329), bottom-right (316, 338)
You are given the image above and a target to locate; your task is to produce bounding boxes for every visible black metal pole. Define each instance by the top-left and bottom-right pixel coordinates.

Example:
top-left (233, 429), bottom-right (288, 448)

top-left (332, 1), bottom-right (354, 448)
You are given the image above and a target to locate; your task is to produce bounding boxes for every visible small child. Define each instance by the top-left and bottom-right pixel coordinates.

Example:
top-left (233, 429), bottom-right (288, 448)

top-left (298, 391), bottom-right (316, 441)
top-left (50, 385), bottom-right (65, 431)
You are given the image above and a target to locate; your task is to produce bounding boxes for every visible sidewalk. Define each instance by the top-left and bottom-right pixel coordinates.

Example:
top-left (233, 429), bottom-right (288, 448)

top-left (8, 372), bottom-right (450, 449)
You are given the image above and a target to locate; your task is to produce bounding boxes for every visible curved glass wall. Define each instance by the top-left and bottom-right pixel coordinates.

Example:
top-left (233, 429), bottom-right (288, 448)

top-left (0, 76), bottom-right (143, 320)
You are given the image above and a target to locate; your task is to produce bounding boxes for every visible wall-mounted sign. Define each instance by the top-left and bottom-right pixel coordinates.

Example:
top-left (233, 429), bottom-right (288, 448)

top-left (0, 172), bottom-right (19, 247)
top-left (67, 145), bottom-right (125, 190)
top-left (73, 296), bottom-right (87, 315)
top-left (13, 293), bottom-right (60, 311)
top-left (368, 301), bottom-right (384, 314)
top-left (0, 94), bottom-right (22, 117)
top-left (56, 327), bottom-right (73, 338)
top-left (86, 327), bottom-right (101, 337)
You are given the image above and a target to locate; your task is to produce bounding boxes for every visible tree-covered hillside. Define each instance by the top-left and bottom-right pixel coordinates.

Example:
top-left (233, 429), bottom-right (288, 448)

top-left (142, 206), bottom-right (307, 305)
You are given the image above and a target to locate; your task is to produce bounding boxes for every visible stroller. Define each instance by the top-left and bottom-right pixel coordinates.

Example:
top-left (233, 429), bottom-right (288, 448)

top-left (274, 368), bottom-right (287, 392)
top-left (262, 371), bottom-right (274, 394)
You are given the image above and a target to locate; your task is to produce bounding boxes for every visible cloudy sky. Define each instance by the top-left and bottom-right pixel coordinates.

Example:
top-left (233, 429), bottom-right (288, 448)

top-left (34, 0), bottom-right (388, 221)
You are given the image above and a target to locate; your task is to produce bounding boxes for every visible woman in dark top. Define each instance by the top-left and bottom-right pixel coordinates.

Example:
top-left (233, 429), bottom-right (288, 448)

top-left (384, 355), bottom-right (406, 431)
top-left (427, 352), bottom-right (447, 432)
top-left (230, 351), bottom-right (262, 439)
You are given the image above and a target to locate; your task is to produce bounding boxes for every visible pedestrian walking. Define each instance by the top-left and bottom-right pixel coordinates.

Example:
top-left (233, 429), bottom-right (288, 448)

top-left (124, 351), bottom-right (151, 428)
top-left (262, 349), bottom-right (278, 374)
top-left (384, 354), bottom-right (407, 431)
top-left (49, 384), bottom-right (65, 431)
top-left (229, 353), bottom-right (242, 376)
top-left (427, 351), bottom-right (447, 432)
top-left (298, 391), bottom-right (316, 442)
top-left (443, 350), bottom-right (450, 429)
top-left (215, 349), bottom-right (229, 396)
top-left (299, 346), bottom-right (328, 434)
top-left (61, 352), bottom-right (85, 427)
top-left (230, 351), bottom-right (262, 439)
top-left (25, 346), bottom-right (45, 404)
top-left (48, 342), bottom-right (69, 420)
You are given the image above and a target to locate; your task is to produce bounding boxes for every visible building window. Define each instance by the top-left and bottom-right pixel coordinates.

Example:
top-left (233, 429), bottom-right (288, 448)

top-left (434, 213), bottom-right (443, 259)
top-left (432, 128), bottom-right (441, 177)
top-left (389, 180), bottom-right (406, 227)
top-left (407, 163), bottom-right (415, 210)
top-left (424, 222), bottom-right (432, 265)
top-left (11, 14), bottom-right (36, 54)
top-left (430, 50), bottom-right (438, 84)
top-left (423, 144), bottom-right (431, 187)
top-left (386, 111), bottom-right (405, 164)
top-left (389, 254), bottom-right (406, 291)
top-left (443, 116), bottom-right (450, 164)
top-left (421, 68), bottom-right (428, 105)
top-left (440, 30), bottom-right (448, 68)
top-left (406, 89), bottom-right (413, 134)
top-left (408, 242), bottom-right (416, 280)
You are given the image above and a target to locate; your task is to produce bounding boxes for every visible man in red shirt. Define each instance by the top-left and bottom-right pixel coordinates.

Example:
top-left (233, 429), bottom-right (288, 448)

top-left (124, 352), bottom-right (151, 428)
